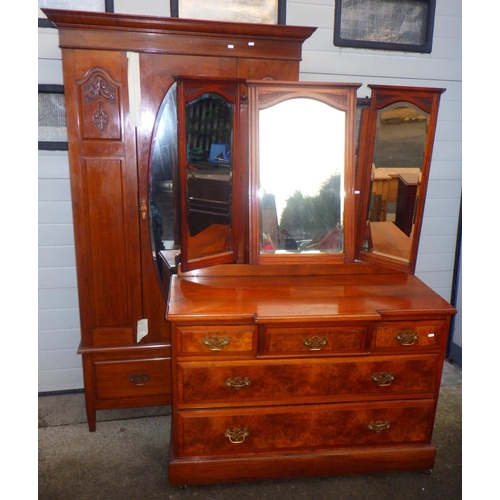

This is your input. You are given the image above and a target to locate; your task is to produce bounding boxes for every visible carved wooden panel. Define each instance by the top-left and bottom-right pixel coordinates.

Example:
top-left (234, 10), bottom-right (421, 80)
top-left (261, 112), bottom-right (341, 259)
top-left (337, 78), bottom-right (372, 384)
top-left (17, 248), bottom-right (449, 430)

top-left (77, 68), bottom-right (122, 140)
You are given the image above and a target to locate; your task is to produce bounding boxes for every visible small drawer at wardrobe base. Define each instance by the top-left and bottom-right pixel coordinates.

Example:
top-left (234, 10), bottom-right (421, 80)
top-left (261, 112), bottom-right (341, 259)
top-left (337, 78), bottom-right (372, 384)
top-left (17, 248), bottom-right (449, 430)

top-left (94, 357), bottom-right (171, 400)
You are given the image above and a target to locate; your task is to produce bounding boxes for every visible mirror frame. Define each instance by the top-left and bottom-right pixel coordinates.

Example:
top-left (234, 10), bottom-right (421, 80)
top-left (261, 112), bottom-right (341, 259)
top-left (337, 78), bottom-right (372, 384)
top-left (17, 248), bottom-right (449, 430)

top-left (247, 80), bottom-right (361, 266)
top-left (176, 76), bottom-right (247, 272)
top-left (356, 85), bottom-right (445, 274)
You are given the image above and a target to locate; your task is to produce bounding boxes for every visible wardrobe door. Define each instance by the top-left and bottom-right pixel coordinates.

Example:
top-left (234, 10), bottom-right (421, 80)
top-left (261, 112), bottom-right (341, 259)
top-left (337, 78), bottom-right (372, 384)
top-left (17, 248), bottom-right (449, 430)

top-left (62, 49), bottom-right (142, 348)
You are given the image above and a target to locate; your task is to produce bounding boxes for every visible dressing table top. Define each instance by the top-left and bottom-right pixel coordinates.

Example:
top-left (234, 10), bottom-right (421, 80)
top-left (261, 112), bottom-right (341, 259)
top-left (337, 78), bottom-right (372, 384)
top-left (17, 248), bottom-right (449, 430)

top-left (167, 273), bottom-right (456, 323)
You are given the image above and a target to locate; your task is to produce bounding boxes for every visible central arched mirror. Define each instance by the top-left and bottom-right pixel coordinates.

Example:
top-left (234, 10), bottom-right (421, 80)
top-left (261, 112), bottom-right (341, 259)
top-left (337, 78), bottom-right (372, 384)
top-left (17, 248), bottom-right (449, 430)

top-left (247, 81), bottom-right (360, 264)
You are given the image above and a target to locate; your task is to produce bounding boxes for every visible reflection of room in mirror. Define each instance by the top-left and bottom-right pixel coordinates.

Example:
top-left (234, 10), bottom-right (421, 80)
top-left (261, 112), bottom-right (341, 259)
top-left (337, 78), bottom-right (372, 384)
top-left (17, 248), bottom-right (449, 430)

top-left (365, 99), bottom-right (432, 265)
top-left (369, 102), bottom-right (428, 227)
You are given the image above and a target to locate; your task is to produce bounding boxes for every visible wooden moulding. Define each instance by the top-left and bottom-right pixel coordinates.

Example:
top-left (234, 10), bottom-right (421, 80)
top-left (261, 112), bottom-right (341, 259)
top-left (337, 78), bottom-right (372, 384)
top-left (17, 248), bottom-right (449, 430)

top-left (168, 445), bottom-right (437, 485)
top-left (43, 9), bottom-right (316, 60)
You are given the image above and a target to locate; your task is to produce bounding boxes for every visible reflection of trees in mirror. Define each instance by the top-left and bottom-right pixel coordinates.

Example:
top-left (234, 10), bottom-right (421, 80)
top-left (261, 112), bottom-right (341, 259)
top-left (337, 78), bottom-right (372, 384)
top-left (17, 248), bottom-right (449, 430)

top-left (279, 174), bottom-right (342, 252)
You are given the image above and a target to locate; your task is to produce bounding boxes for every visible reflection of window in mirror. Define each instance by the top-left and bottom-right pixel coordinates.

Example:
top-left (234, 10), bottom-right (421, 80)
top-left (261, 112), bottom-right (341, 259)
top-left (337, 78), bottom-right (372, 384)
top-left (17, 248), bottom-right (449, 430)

top-left (259, 98), bottom-right (346, 254)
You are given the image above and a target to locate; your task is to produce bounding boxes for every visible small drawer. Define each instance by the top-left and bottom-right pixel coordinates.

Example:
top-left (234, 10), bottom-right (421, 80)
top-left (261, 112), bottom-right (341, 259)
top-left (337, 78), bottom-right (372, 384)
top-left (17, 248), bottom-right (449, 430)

top-left (176, 354), bottom-right (439, 406)
top-left (176, 325), bottom-right (258, 356)
top-left (262, 325), bottom-right (367, 355)
top-left (176, 400), bottom-right (434, 457)
top-left (373, 321), bottom-right (447, 352)
top-left (94, 357), bottom-right (170, 400)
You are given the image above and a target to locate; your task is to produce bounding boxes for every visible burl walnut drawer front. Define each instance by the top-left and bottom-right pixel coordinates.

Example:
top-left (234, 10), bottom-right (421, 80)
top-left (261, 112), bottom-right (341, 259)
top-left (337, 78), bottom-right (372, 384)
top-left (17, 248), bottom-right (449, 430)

top-left (176, 325), bottom-right (258, 356)
top-left (176, 354), bottom-right (439, 406)
top-left (95, 358), bottom-right (170, 400)
top-left (176, 400), bottom-right (434, 457)
top-left (263, 325), bottom-right (367, 355)
top-left (373, 321), bottom-right (447, 351)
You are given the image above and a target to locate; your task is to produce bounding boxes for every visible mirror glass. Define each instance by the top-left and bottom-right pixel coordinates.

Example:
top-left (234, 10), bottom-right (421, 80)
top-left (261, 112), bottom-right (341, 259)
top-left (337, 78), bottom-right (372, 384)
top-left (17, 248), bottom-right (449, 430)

top-left (363, 102), bottom-right (429, 262)
top-left (259, 98), bottom-right (346, 254)
top-left (149, 82), bottom-right (178, 280)
top-left (184, 92), bottom-right (234, 261)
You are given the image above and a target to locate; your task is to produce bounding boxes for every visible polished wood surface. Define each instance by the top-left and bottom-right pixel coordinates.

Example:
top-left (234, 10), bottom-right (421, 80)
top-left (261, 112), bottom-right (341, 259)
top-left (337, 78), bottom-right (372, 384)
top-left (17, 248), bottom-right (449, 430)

top-left (177, 400), bottom-right (435, 457)
top-left (176, 355), bottom-right (440, 407)
top-left (168, 273), bottom-right (455, 321)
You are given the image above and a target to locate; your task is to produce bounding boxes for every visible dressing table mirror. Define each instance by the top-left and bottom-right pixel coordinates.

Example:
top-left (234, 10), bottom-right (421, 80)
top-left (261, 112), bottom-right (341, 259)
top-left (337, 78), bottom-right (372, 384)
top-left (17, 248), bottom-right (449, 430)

top-left (247, 81), bottom-right (361, 265)
top-left (357, 85), bottom-right (445, 273)
top-left (177, 77), bottom-right (247, 272)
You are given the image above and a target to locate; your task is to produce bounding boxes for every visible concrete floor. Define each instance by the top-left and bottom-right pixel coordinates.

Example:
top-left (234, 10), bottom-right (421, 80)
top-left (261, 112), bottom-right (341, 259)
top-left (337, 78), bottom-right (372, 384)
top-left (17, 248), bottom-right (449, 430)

top-left (38, 360), bottom-right (461, 500)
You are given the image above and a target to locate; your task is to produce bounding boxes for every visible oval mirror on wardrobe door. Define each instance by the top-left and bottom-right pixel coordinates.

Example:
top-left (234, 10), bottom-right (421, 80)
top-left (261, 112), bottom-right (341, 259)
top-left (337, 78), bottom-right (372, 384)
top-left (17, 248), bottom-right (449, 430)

top-left (148, 82), bottom-right (178, 286)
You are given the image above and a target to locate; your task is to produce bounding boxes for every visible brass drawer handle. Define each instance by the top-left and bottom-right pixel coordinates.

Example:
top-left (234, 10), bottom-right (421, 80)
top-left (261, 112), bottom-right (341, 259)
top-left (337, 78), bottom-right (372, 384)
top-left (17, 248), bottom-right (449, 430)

top-left (303, 336), bottom-right (328, 351)
top-left (226, 376), bottom-right (252, 391)
top-left (371, 371), bottom-right (395, 387)
top-left (225, 428), bottom-right (249, 444)
top-left (368, 420), bottom-right (390, 434)
top-left (395, 330), bottom-right (419, 346)
top-left (203, 335), bottom-right (230, 351)
top-left (129, 372), bottom-right (149, 386)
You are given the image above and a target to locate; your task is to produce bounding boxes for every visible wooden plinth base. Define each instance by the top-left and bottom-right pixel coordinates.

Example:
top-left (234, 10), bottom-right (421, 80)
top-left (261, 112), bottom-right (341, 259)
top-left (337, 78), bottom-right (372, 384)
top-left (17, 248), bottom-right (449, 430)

top-left (168, 444), bottom-right (436, 486)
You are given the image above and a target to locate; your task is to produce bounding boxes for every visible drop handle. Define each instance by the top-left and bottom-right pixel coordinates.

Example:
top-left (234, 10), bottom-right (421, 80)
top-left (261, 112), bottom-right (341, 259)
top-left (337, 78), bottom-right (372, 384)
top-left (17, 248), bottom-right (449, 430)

top-left (225, 428), bottom-right (249, 444)
top-left (203, 335), bottom-right (230, 351)
top-left (129, 372), bottom-right (149, 386)
top-left (226, 377), bottom-right (252, 391)
top-left (367, 420), bottom-right (390, 434)
top-left (395, 330), bottom-right (419, 346)
top-left (303, 336), bottom-right (328, 351)
top-left (371, 371), bottom-right (395, 387)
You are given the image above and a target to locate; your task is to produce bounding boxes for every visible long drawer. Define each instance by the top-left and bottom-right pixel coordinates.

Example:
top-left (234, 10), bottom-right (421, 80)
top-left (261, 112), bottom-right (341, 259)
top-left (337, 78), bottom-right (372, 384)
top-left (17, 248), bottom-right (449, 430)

top-left (175, 400), bottom-right (434, 457)
top-left (176, 354), bottom-right (440, 407)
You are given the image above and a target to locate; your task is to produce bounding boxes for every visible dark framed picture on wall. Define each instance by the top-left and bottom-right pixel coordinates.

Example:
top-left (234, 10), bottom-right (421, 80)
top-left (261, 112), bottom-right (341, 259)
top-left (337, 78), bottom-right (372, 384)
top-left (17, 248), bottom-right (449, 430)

top-left (38, 85), bottom-right (68, 151)
top-left (334, 0), bottom-right (436, 53)
top-left (170, 0), bottom-right (286, 24)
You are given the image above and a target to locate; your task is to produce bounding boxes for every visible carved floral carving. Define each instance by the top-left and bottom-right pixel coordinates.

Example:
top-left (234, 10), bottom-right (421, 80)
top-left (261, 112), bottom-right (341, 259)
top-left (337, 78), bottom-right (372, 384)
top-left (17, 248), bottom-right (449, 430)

top-left (77, 68), bottom-right (122, 139)
top-left (85, 76), bottom-right (116, 102)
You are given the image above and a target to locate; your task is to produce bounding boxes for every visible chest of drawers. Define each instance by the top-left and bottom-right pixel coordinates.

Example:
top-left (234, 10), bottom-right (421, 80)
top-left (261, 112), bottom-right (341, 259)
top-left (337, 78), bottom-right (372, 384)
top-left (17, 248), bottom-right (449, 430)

top-left (166, 272), bottom-right (455, 485)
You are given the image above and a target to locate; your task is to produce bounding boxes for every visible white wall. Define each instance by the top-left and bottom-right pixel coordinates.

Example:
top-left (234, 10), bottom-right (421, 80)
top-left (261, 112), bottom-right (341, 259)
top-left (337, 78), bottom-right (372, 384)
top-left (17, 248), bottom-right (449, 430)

top-left (38, 0), bottom-right (462, 392)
